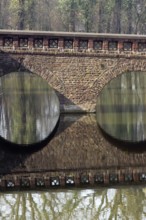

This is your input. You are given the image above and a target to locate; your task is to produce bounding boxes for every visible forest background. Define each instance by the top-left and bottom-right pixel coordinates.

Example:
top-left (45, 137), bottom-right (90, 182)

top-left (0, 0), bottom-right (146, 34)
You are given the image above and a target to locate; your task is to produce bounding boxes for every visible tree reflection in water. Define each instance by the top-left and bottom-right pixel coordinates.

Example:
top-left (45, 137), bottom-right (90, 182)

top-left (0, 187), bottom-right (146, 219)
top-left (96, 71), bottom-right (146, 142)
top-left (0, 72), bottom-right (60, 145)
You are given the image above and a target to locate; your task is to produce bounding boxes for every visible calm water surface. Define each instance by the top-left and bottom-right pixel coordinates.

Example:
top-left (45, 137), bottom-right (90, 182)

top-left (96, 71), bottom-right (146, 143)
top-left (0, 72), bottom-right (60, 146)
top-left (0, 187), bottom-right (146, 220)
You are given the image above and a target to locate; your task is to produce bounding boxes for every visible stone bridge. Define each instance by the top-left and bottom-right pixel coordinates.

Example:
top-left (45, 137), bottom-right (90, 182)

top-left (1, 30), bottom-right (146, 189)
top-left (1, 30), bottom-right (146, 113)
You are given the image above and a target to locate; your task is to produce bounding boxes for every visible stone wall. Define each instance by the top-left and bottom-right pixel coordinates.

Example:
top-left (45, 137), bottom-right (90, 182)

top-left (1, 50), bottom-right (146, 112)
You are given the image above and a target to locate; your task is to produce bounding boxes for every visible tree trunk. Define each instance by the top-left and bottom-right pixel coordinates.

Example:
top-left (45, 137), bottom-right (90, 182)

top-left (28, 0), bottom-right (35, 30)
top-left (127, 0), bottom-right (132, 34)
top-left (18, 0), bottom-right (25, 30)
top-left (98, 0), bottom-right (104, 33)
top-left (112, 0), bottom-right (122, 33)
top-left (69, 0), bottom-right (76, 31)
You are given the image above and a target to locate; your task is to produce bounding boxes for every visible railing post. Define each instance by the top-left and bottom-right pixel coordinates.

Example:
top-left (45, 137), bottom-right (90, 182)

top-left (118, 40), bottom-right (123, 52)
top-left (73, 38), bottom-right (79, 51)
top-left (28, 37), bottom-right (33, 50)
top-left (0, 36), bottom-right (3, 47)
top-left (13, 36), bottom-right (18, 50)
top-left (43, 37), bottom-right (48, 50)
top-left (58, 38), bottom-right (64, 50)
top-left (88, 39), bottom-right (93, 51)
top-left (132, 41), bottom-right (138, 52)
top-left (103, 40), bottom-right (108, 51)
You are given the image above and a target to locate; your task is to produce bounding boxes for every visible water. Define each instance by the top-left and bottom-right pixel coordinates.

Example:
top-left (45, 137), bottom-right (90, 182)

top-left (0, 187), bottom-right (146, 220)
top-left (0, 72), bottom-right (60, 146)
top-left (96, 71), bottom-right (146, 143)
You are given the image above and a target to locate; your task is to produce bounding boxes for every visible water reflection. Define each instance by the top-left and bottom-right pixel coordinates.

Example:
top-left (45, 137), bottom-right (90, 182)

top-left (96, 71), bottom-right (146, 143)
top-left (1, 114), bottom-right (146, 176)
top-left (0, 72), bottom-right (60, 145)
top-left (0, 187), bottom-right (146, 220)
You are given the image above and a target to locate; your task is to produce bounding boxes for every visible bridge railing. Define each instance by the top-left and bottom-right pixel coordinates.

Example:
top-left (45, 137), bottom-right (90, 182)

top-left (0, 30), bottom-right (146, 54)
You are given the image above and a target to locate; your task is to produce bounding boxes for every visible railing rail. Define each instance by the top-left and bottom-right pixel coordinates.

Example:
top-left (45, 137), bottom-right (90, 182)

top-left (0, 30), bottom-right (146, 53)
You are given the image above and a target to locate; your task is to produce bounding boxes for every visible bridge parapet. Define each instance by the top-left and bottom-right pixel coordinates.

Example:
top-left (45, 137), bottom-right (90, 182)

top-left (0, 30), bottom-right (146, 55)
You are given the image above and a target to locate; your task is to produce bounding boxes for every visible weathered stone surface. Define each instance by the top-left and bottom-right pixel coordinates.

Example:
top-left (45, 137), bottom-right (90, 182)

top-left (1, 50), bottom-right (146, 112)
top-left (0, 114), bottom-right (146, 189)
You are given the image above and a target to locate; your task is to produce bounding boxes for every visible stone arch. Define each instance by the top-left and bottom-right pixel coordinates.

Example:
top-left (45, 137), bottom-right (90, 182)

top-left (2, 52), bottom-right (146, 112)
top-left (24, 56), bottom-right (146, 112)
top-left (96, 58), bottom-right (146, 96)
